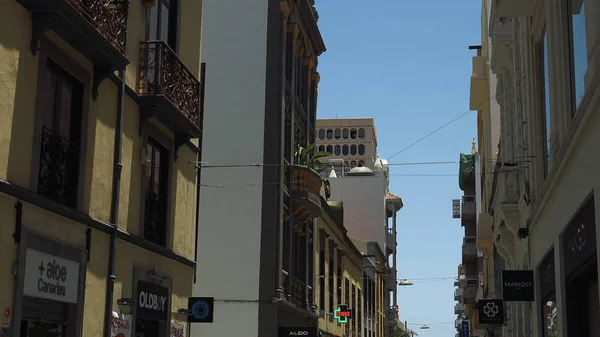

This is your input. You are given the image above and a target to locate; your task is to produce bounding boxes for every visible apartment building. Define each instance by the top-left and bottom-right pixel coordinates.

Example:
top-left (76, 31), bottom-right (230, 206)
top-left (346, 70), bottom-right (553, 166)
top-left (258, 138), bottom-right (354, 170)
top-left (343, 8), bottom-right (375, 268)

top-left (0, 1), bottom-right (203, 337)
top-left (316, 118), bottom-right (378, 173)
top-left (315, 201), bottom-right (363, 337)
top-left (195, 0), bottom-right (326, 336)
top-left (470, 0), bottom-right (600, 336)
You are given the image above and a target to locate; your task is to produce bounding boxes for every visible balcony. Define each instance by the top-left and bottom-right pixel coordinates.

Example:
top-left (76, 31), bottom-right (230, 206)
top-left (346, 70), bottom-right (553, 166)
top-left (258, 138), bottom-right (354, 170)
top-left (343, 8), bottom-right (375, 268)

top-left (494, 0), bottom-right (533, 17)
top-left (387, 270), bottom-right (397, 292)
top-left (469, 55), bottom-right (489, 111)
top-left (138, 41), bottom-right (204, 143)
top-left (463, 284), bottom-right (478, 304)
top-left (386, 229), bottom-right (397, 253)
top-left (38, 127), bottom-right (80, 208)
top-left (460, 276), bottom-right (479, 288)
top-left (454, 302), bottom-right (464, 315)
top-left (282, 270), bottom-right (308, 309)
top-left (476, 213), bottom-right (494, 254)
top-left (18, 0), bottom-right (130, 98)
top-left (462, 237), bottom-right (477, 260)
top-left (454, 288), bottom-right (464, 301)
top-left (286, 165), bottom-right (323, 223)
top-left (461, 196), bottom-right (476, 227)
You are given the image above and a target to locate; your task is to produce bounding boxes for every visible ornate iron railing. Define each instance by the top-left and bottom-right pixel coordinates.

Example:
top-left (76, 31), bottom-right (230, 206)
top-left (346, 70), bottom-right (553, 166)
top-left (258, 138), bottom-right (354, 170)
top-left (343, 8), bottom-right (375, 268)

top-left (144, 188), bottom-right (168, 246)
top-left (138, 41), bottom-right (202, 127)
top-left (38, 127), bottom-right (80, 207)
top-left (290, 276), bottom-right (307, 307)
top-left (65, 0), bottom-right (128, 54)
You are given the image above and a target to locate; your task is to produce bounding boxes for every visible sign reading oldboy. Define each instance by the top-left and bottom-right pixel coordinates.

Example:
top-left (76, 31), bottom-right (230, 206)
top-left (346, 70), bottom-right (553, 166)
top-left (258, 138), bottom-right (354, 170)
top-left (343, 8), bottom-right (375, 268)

top-left (137, 281), bottom-right (169, 321)
top-left (502, 270), bottom-right (534, 301)
top-left (23, 248), bottom-right (80, 303)
top-left (278, 327), bottom-right (318, 337)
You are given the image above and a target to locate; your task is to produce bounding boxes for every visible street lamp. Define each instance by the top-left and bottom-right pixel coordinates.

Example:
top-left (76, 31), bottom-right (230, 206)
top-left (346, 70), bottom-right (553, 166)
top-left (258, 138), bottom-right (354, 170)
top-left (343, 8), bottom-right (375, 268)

top-left (419, 325), bottom-right (430, 330)
top-left (398, 279), bottom-right (413, 286)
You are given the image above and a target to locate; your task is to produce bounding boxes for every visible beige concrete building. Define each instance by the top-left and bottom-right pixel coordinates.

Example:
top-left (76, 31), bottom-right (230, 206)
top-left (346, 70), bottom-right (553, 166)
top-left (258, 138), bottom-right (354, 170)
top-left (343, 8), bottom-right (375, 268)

top-left (316, 118), bottom-right (378, 170)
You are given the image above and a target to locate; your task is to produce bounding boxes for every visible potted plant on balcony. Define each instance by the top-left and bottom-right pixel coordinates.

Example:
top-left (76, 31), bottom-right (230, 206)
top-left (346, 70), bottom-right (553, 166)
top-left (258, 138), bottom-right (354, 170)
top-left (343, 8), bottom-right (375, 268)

top-left (294, 143), bottom-right (331, 199)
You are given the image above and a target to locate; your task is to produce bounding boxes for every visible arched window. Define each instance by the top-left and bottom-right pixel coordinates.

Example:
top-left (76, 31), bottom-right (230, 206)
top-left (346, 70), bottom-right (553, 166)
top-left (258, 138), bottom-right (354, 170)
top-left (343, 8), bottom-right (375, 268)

top-left (358, 160), bottom-right (365, 167)
top-left (326, 129), bottom-right (333, 139)
top-left (326, 145), bottom-right (333, 153)
top-left (350, 160), bottom-right (357, 168)
top-left (318, 145), bottom-right (325, 152)
top-left (334, 145), bottom-right (341, 156)
top-left (358, 144), bottom-right (365, 155)
top-left (358, 128), bottom-right (365, 139)
top-left (342, 128), bottom-right (349, 139)
top-left (334, 128), bottom-right (341, 139)
top-left (318, 129), bottom-right (325, 140)
top-left (350, 145), bottom-right (357, 155)
top-left (350, 128), bottom-right (357, 139)
top-left (342, 145), bottom-right (349, 155)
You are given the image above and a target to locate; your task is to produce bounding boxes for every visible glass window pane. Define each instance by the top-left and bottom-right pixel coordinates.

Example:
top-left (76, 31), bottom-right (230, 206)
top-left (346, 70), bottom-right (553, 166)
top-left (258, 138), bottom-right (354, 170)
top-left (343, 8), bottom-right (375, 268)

top-left (571, 1), bottom-right (587, 111)
top-left (334, 145), bottom-right (341, 156)
top-left (350, 145), bottom-right (357, 155)
top-left (334, 128), bottom-right (341, 139)
top-left (358, 128), bottom-right (365, 139)
top-left (542, 32), bottom-right (551, 164)
top-left (342, 128), bottom-right (349, 139)
top-left (350, 128), bottom-right (357, 139)
top-left (358, 144), bottom-right (365, 155)
top-left (326, 129), bottom-right (333, 139)
top-left (318, 129), bottom-right (325, 139)
top-left (342, 145), bottom-right (349, 155)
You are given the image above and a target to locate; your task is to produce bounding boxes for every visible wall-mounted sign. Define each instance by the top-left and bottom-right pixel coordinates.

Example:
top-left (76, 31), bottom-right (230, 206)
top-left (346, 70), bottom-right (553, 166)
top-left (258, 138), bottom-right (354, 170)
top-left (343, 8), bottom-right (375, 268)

top-left (136, 281), bottom-right (169, 321)
top-left (452, 199), bottom-right (461, 219)
top-left (461, 320), bottom-right (469, 337)
top-left (188, 297), bottom-right (214, 323)
top-left (502, 270), bottom-right (534, 301)
top-left (111, 312), bottom-right (132, 337)
top-left (563, 196), bottom-right (596, 277)
top-left (23, 248), bottom-right (80, 303)
top-left (170, 322), bottom-right (185, 337)
top-left (334, 305), bottom-right (352, 323)
top-left (477, 299), bottom-right (504, 324)
top-left (278, 327), bottom-right (318, 337)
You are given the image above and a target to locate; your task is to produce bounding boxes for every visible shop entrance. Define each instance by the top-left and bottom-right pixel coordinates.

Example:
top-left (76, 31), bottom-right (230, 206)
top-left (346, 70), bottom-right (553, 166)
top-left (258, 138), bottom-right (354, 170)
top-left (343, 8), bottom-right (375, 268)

top-left (135, 318), bottom-right (163, 337)
top-left (19, 298), bottom-right (66, 337)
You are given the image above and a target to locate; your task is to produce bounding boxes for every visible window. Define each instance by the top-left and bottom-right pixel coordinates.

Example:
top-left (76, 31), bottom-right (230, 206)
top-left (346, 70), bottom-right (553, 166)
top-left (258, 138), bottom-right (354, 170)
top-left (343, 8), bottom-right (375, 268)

top-left (540, 30), bottom-right (551, 175)
top-left (358, 144), bottom-right (365, 155)
top-left (318, 129), bottom-right (325, 140)
top-left (342, 145), bottom-right (349, 155)
top-left (326, 145), bottom-right (333, 154)
top-left (337, 251), bottom-right (343, 306)
top-left (326, 129), bottom-right (334, 139)
top-left (350, 145), bottom-right (357, 155)
top-left (318, 145), bottom-right (325, 152)
top-left (334, 145), bottom-right (341, 156)
top-left (143, 138), bottom-right (170, 246)
top-left (352, 284), bottom-right (356, 333)
top-left (358, 128), bottom-right (365, 139)
top-left (319, 236), bottom-right (326, 312)
top-left (350, 160), bottom-right (357, 168)
top-left (328, 244), bottom-right (335, 314)
top-left (358, 160), bottom-right (365, 167)
top-left (342, 128), bottom-right (349, 139)
top-left (148, 0), bottom-right (179, 50)
top-left (334, 128), bottom-right (341, 139)
top-left (569, 0), bottom-right (588, 112)
top-left (37, 60), bottom-right (84, 208)
top-left (350, 128), bottom-right (357, 139)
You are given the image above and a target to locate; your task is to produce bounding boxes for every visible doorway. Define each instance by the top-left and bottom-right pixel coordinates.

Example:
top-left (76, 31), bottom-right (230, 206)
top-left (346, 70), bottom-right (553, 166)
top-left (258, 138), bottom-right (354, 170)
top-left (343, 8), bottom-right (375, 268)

top-left (135, 318), bottom-right (162, 337)
top-left (19, 298), bottom-right (67, 337)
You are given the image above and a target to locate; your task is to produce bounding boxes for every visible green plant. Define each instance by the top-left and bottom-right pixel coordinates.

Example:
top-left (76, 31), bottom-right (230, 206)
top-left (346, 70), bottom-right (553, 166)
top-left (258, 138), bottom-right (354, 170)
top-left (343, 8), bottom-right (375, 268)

top-left (391, 325), bottom-right (418, 337)
top-left (294, 143), bottom-right (332, 199)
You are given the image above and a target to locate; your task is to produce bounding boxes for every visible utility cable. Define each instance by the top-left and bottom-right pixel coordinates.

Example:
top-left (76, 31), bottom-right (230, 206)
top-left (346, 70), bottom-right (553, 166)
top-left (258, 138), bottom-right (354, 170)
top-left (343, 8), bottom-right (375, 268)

top-left (386, 75), bottom-right (527, 160)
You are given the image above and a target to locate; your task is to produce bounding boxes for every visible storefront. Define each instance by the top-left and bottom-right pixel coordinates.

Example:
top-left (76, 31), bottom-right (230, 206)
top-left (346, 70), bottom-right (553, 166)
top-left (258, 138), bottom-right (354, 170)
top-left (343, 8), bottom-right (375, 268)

top-left (132, 268), bottom-right (172, 337)
top-left (11, 230), bottom-right (87, 337)
top-left (537, 248), bottom-right (555, 337)
top-left (562, 195), bottom-right (599, 337)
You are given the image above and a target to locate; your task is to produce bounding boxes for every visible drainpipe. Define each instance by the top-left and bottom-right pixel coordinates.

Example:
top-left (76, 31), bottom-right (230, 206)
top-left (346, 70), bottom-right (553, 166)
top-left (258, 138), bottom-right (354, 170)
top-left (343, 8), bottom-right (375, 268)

top-left (104, 68), bottom-right (126, 337)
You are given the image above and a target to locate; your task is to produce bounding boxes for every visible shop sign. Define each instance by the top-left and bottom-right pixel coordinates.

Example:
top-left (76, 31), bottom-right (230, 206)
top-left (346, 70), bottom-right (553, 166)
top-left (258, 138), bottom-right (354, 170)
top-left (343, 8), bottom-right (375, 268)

top-left (452, 199), bottom-right (461, 219)
top-left (23, 248), bottom-right (80, 303)
top-left (478, 299), bottom-right (504, 324)
top-left (502, 270), bottom-right (534, 301)
top-left (170, 322), bottom-right (184, 337)
top-left (563, 197), bottom-right (596, 277)
top-left (461, 320), bottom-right (469, 337)
top-left (111, 312), bottom-right (132, 337)
top-left (188, 297), bottom-right (214, 323)
top-left (136, 281), bottom-right (169, 321)
top-left (278, 327), bottom-right (318, 337)
top-left (334, 305), bottom-right (352, 323)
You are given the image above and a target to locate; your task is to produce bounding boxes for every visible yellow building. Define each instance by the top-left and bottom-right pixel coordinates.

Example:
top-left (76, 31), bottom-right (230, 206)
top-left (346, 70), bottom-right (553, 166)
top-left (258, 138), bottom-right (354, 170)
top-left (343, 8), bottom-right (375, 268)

top-left (0, 1), bottom-right (203, 337)
top-left (315, 200), bottom-right (363, 337)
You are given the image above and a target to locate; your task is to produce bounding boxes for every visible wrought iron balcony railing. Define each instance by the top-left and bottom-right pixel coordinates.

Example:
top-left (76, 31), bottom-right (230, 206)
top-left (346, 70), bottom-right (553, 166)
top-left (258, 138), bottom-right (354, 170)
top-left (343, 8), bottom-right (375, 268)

top-left (66, 0), bottom-right (128, 54)
top-left (144, 188), bottom-right (168, 247)
top-left (38, 127), bottom-right (80, 208)
top-left (138, 41), bottom-right (203, 137)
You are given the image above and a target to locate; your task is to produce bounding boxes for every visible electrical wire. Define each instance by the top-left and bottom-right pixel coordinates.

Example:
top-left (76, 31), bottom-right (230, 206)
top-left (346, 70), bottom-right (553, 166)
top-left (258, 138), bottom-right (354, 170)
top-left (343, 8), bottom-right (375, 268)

top-left (385, 75), bottom-right (527, 160)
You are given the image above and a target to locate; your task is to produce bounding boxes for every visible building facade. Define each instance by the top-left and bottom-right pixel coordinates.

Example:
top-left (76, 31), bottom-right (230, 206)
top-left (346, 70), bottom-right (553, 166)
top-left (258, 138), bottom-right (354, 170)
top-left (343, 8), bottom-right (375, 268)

top-left (315, 201), bottom-right (363, 337)
top-left (471, 0), bottom-right (600, 336)
top-left (0, 1), bottom-right (204, 337)
top-left (194, 0), bottom-right (326, 336)
top-left (316, 118), bottom-right (379, 172)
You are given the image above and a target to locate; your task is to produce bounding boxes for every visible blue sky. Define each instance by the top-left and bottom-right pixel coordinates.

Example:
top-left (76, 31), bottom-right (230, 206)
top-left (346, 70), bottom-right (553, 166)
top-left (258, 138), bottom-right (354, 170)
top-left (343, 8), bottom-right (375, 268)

top-left (315, 0), bottom-right (481, 335)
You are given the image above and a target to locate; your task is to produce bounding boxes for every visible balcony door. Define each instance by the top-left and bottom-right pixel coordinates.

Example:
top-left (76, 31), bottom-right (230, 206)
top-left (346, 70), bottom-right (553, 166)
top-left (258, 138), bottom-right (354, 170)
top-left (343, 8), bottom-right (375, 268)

top-left (147, 0), bottom-right (179, 51)
top-left (143, 138), bottom-right (169, 247)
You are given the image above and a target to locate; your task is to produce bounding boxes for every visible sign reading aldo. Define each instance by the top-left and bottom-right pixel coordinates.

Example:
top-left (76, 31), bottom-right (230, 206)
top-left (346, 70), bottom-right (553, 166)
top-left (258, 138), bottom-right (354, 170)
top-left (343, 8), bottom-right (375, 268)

top-left (136, 281), bottom-right (169, 321)
top-left (278, 327), bottom-right (317, 337)
top-left (23, 248), bottom-right (80, 303)
top-left (502, 270), bottom-right (534, 301)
